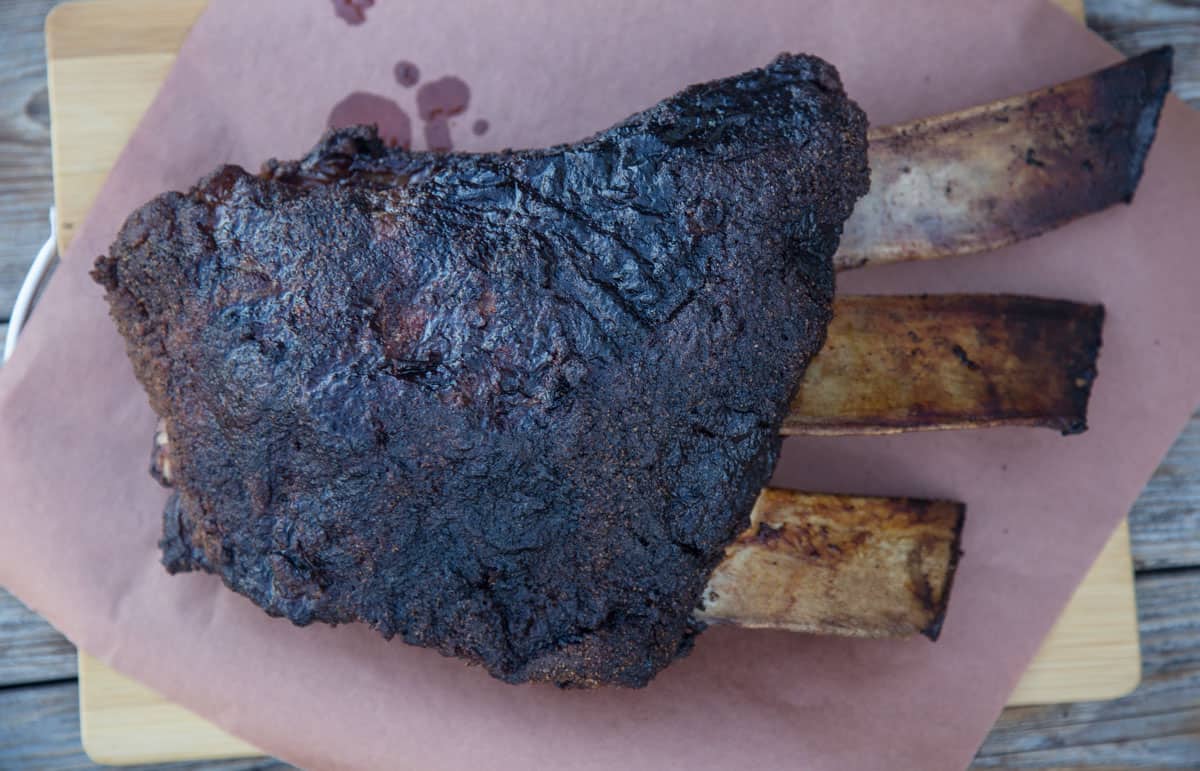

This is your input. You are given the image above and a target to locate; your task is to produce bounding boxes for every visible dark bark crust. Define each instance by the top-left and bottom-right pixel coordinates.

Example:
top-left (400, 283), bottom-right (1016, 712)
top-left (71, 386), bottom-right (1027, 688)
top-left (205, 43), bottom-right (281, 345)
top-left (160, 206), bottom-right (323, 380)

top-left (94, 53), bottom-right (869, 687)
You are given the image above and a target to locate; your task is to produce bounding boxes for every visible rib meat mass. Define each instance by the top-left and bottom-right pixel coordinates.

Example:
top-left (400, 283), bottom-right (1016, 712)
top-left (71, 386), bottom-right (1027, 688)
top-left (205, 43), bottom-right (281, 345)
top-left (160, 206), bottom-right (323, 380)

top-left (93, 54), bottom-right (869, 687)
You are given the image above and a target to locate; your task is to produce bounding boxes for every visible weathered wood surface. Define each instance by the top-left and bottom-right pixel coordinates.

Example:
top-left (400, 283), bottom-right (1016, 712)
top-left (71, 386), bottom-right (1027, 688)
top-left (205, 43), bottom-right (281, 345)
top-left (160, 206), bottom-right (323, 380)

top-left (0, 0), bottom-right (57, 324)
top-left (1088, 0), bottom-right (1200, 105)
top-left (0, 588), bottom-right (76, 686)
top-left (0, 0), bottom-right (1196, 769)
top-left (976, 570), bottom-right (1200, 768)
top-left (0, 682), bottom-right (291, 771)
top-left (1129, 411), bottom-right (1200, 571)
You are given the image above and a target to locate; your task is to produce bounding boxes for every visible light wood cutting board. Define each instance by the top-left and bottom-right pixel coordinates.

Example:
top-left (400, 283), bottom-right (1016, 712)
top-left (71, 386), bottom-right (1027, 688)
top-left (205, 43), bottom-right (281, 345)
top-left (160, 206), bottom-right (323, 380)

top-left (46, 0), bottom-right (1140, 765)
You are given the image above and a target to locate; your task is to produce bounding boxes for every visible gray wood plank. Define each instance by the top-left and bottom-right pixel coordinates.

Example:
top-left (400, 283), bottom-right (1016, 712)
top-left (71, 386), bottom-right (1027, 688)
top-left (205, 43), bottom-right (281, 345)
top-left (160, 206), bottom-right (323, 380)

top-left (1130, 412), bottom-right (1200, 571)
top-left (1089, 0), bottom-right (1198, 546)
top-left (1087, 0), bottom-right (1200, 107)
top-left (0, 681), bottom-right (293, 771)
top-left (0, 683), bottom-right (96, 771)
top-left (0, 0), bottom-right (57, 323)
top-left (974, 568), bottom-right (1200, 768)
top-left (0, 589), bottom-right (76, 688)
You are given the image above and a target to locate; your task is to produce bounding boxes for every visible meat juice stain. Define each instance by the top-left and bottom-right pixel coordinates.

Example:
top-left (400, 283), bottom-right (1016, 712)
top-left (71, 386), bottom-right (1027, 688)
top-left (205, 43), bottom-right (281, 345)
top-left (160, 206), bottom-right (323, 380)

top-left (416, 76), bottom-right (471, 152)
top-left (394, 61), bottom-right (421, 88)
top-left (327, 55), bottom-right (487, 151)
top-left (331, 0), bottom-right (374, 25)
top-left (328, 92), bottom-right (413, 149)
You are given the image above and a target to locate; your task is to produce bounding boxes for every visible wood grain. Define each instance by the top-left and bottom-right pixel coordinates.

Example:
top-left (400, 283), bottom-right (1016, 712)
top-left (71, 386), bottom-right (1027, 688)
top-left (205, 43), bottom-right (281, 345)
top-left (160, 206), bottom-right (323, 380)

top-left (1, 683), bottom-right (107, 771)
top-left (1061, 0), bottom-right (1086, 21)
top-left (977, 569), bottom-right (1200, 768)
top-left (47, 0), bottom-right (206, 253)
top-left (0, 589), bottom-right (76, 687)
top-left (0, 0), bottom-right (58, 323)
top-left (0, 682), bottom-right (291, 771)
top-left (1129, 410), bottom-right (1200, 570)
top-left (79, 654), bottom-right (260, 766)
top-left (1008, 521), bottom-right (1141, 707)
top-left (1088, 0), bottom-right (1200, 105)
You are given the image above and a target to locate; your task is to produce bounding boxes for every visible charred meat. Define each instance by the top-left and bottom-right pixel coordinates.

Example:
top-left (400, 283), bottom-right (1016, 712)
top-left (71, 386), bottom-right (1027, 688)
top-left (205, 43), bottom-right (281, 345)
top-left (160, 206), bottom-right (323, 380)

top-left (94, 54), bottom-right (869, 687)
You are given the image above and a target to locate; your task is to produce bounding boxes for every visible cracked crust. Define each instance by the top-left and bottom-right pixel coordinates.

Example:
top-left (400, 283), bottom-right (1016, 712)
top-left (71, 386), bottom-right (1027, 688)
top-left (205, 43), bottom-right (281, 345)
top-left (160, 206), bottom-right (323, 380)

top-left (94, 54), bottom-right (869, 687)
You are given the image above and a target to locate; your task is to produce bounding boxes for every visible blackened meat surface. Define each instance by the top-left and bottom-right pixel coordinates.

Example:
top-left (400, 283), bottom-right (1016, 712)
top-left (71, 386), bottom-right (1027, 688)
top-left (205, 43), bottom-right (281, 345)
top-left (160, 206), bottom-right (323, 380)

top-left (94, 54), bottom-right (868, 687)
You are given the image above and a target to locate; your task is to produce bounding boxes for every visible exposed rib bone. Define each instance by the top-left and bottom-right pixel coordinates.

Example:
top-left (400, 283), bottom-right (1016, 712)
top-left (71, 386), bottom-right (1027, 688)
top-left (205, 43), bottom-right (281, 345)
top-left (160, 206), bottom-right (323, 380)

top-left (697, 488), bottom-right (964, 640)
top-left (783, 295), bottom-right (1104, 436)
top-left (836, 47), bottom-right (1173, 270)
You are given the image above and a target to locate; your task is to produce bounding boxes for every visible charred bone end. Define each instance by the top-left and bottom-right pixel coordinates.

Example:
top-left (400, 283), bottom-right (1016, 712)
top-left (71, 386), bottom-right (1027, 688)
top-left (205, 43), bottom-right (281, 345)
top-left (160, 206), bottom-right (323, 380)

top-left (1109, 46), bottom-right (1173, 204)
top-left (1058, 302), bottom-right (1106, 436)
top-left (919, 504), bottom-right (965, 641)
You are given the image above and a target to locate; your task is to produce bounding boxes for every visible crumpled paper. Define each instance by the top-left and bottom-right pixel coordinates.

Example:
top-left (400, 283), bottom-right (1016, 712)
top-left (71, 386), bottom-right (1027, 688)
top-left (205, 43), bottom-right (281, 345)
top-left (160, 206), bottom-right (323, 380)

top-left (2, 1), bottom-right (1199, 769)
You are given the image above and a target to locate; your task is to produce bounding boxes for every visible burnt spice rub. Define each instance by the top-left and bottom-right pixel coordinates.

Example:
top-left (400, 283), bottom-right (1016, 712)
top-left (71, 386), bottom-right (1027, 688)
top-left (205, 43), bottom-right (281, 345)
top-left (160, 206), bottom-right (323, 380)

top-left (94, 54), bottom-right (869, 687)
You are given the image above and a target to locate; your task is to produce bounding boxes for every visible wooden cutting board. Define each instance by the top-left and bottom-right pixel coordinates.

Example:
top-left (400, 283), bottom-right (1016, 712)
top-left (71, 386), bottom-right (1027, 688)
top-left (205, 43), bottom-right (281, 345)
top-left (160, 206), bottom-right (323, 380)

top-left (47, 0), bottom-right (1140, 765)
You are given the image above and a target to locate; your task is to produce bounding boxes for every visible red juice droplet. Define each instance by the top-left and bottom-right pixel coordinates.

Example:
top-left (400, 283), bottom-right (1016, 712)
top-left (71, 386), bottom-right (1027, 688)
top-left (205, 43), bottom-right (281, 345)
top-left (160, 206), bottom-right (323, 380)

top-left (331, 0), bottom-right (374, 26)
top-left (328, 92), bottom-right (413, 150)
top-left (394, 61), bottom-right (421, 88)
top-left (416, 76), bottom-right (471, 152)
top-left (415, 76), bottom-right (470, 121)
